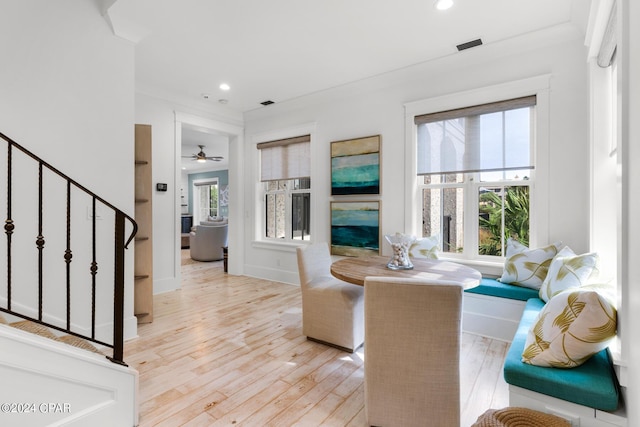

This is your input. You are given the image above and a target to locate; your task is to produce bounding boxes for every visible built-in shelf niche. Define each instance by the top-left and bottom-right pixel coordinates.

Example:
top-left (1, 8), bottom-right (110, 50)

top-left (134, 124), bottom-right (153, 324)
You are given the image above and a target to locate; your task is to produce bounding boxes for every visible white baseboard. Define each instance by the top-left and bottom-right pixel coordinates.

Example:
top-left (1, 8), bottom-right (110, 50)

top-left (153, 276), bottom-right (180, 294)
top-left (243, 264), bottom-right (300, 286)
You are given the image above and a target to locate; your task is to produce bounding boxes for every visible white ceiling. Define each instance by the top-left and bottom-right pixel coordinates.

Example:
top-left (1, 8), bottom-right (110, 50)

top-left (108, 0), bottom-right (592, 115)
top-left (108, 0), bottom-right (591, 172)
top-left (180, 125), bottom-right (229, 172)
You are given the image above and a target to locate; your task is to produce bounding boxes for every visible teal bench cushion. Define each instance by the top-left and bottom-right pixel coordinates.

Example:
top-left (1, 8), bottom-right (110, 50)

top-left (503, 298), bottom-right (620, 411)
top-left (464, 278), bottom-right (539, 301)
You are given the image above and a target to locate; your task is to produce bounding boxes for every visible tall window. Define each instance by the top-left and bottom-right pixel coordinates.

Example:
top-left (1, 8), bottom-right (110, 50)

top-left (415, 96), bottom-right (535, 258)
top-left (258, 135), bottom-right (311, 241)
top-left (194, 178), bottom-right (219, 222)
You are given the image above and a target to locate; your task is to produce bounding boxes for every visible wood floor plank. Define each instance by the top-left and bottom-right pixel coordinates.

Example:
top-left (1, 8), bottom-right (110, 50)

top-left (292, 392), bottom-right (347, 427)
top-left (266, 360), bottom-right (362, 426)
top-left (126, 250), bottom-right (509, 426)
top-left (238, 376), bottom-right (317, 426)
top-left (210, 379), bottom-right (293, 426)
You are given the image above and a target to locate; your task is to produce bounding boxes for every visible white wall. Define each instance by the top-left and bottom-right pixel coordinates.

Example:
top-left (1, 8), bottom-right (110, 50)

top-left (0, 0), bottom-right (137, 339)
top-left (135, 94), bottom-right (180, 294)
top-left (243, 25), bottom-right (591, 284)
top-left (181, 171), bottom-right (189, 213)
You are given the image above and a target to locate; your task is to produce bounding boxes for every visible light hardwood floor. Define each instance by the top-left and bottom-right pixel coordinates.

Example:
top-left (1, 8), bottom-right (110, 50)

top-left (125, 250), bottom-right (509, 427)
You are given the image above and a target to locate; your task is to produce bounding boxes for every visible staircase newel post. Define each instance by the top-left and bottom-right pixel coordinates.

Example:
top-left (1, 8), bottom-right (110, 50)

top-left (110, 211), bottom-right (127, 366)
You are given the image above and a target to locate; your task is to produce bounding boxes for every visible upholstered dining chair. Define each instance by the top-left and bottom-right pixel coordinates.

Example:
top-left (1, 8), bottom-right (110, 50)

top-left (364, 276), bottom-right (464, 427)
top-left (295, 242), bottom-right (364, 352)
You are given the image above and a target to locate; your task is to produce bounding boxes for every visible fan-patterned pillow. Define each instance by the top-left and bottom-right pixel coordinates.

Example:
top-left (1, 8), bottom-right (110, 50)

top-left (505, 237), bottom-right (528, 257)
top-left (539, 247), bottom-right (600, 302)
top-left (499, 242), bottom-right (563, 289)
top-left (409, 235), bottom-right (439, 259)
top-left (522, 289), bottom-right (617, 368)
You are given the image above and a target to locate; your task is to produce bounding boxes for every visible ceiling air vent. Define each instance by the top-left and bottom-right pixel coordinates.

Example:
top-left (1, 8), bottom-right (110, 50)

top-left (456, 38), bottom-right (483, 51)
top-left (260, 100), bottom-right (275, 106)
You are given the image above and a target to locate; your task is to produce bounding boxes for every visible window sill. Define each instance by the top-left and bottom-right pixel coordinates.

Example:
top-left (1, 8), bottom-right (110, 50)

top-left (251, 240), bottom-right (309, 253)
top-left (437, 256), bottom-right (505, 277)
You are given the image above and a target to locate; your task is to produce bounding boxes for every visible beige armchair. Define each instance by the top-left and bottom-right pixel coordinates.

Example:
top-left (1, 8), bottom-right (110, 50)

top-left (364, 276), bottom-right (464, 427)
top-left (189, 224), bottom-right (228, 261)
top-left (295, 242), bottom-right (364, 352)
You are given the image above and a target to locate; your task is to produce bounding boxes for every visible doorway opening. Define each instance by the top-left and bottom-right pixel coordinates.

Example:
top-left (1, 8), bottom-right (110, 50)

top-left (174, 112), bottom-right (244, 280)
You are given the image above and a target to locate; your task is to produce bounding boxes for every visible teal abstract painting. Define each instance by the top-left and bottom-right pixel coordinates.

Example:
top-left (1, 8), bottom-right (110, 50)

top-left (331, 135), bottom-right (380, 195)
top-left (331, 201), bottom-right (380, 256)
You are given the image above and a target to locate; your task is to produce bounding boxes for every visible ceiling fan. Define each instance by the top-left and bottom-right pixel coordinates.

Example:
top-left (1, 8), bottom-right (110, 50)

top-left (182, 145), bottom-right (223, 163)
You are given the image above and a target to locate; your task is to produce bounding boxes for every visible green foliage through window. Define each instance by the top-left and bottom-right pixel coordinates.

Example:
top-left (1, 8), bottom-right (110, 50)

top-left (478, 186), bottom-right (529, 256)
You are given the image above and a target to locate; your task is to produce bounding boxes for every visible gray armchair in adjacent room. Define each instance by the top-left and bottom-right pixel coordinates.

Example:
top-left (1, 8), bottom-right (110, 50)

top-left (189, 223), bottom-right (228, 261)
top-left (295, 242), bottom-right (364, 352)
top-left (364, 276), bottom-right (464, 427)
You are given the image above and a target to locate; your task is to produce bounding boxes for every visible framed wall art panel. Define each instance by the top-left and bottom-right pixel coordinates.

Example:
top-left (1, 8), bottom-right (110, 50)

top-left (331, 135), bottom-right (380, 195)
top-left (330, 201), bottom-right (380, 256)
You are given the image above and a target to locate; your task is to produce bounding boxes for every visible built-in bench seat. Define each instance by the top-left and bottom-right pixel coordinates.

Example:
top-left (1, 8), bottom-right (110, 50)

top-left (505, 298), bottom-right (619, 410)
top-left (465, 277), bottom-right (539, 301)
top-left (459, 269), bottom-right (626, 425)
top-left (503, 298), bottom-right (625, 426)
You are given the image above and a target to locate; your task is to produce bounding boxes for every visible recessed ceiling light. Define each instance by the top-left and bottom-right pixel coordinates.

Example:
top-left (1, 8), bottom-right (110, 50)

top-left (201, 93), bottom-right (210, 99)
top-left (435, 0), bottom-right (453, 10)
top-left (218, 99), bottom-right (228, 104)
top-left (219, 83), bottom-right (230, 91)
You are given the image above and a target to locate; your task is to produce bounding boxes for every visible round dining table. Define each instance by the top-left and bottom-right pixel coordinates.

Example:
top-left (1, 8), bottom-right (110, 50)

top-left (330, 255), bottom-right (481, 289)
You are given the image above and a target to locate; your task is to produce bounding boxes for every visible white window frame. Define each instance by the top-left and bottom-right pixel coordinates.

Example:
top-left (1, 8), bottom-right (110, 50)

top-left (404, 76), bottom-right (551, 273)
top-left (586, 0), bottom-right (622, 374)
top-left (416, 174), bottom-right (533, 260)
top-left (252, 123), bottom-right (317, 248)
top-left (193, 177), bottom-right (219, 224)
top-left (264, 178), bottom-right (311, 242)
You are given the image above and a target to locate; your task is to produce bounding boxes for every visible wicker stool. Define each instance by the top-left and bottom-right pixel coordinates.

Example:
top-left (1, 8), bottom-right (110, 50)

top-left (472, 407), bottom-right (571, 427)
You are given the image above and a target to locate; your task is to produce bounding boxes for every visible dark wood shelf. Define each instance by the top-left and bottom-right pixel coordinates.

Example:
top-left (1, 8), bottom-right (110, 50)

top-left (135, 236), bottom-right (149, 242)
top-left (135, 160), bottom-right (149, 165)
top-left (135, 274), bottom-right (150, 280)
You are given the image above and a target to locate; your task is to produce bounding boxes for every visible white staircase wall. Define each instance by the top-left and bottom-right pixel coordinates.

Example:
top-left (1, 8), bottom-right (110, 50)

top-left (0, 325), bottom-right (138, 427)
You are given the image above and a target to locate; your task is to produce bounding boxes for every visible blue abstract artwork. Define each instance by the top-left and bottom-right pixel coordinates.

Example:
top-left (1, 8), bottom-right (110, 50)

top-left (331, 201), bottom-right (380, 256)
top-left (331, 135), bottom-right (380, 195)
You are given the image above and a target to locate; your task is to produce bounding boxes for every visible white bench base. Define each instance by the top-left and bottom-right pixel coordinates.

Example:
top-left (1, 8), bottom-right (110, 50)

top-left (509, 385), bottom-right (627, 427)
top-left (462, 292), bottom-right (526, 342)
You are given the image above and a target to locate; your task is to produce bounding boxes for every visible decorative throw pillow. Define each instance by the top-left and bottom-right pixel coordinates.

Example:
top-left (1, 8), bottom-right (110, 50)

top-left (505, 237), bottom-right (528, 258)
top-left (522, 289), bottom-right (617, 368)
top-left (499, 242), bottom-right (563, 289)
top-left (581, 282), bottom-right (617, 307)
top-left (409, 235), bottom-right (439, 259)
top-left (539, 247), bottom-right (600, 302)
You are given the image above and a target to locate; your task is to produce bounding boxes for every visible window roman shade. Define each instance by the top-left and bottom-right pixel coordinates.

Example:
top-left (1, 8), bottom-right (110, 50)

top-left (597, 0), bottom-right (617, 68)
top-left (257, 134), bottom-right (310, 182)
top-left (415, 96), bottom-right (536, 176)
top-left (193, 179), bottom-right (218, 187)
